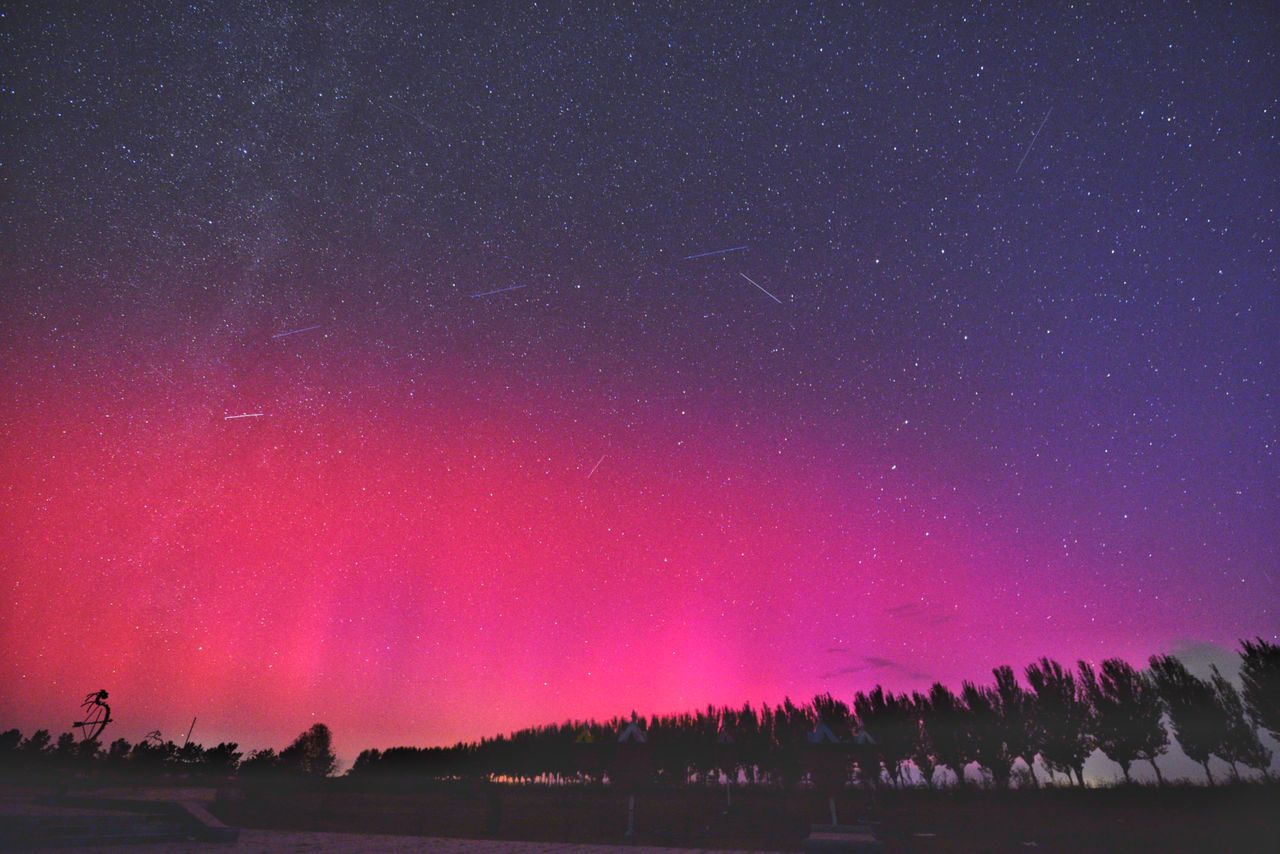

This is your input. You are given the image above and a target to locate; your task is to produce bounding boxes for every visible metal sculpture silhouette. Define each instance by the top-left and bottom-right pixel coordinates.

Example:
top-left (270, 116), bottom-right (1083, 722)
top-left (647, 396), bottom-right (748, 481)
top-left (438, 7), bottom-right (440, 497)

top-left (73, 689), bottom-right (112, 742)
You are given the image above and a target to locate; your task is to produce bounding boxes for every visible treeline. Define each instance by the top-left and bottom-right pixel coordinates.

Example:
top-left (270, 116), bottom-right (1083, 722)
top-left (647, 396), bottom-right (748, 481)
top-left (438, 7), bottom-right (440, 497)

top-left (350, 641), bottom-right (1279, 788)
top-left (0, 722), bottom-right (335, 781)
top-left (3, 641), bottom-right (1275, 789)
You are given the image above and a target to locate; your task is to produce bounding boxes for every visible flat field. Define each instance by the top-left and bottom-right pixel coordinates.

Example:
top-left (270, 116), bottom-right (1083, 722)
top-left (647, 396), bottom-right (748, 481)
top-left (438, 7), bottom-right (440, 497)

top-left (210, 780), bottom-right (1279, 852)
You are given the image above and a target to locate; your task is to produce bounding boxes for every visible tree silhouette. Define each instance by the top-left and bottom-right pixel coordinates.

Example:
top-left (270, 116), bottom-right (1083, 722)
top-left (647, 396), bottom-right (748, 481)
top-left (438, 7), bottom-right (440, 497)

top-left (53, 732), bottom-right (77, 762)
top-left (280, 723), bottom-right (337, 777)
top-left (1210, 667), bottom-right (1272, 781)
top-left (239, 747), bottom-right (280, 776)
top-left (733, 704), bottom-right (764, 784)
top-left (77, 737), bottom-right (102, 765)
top-left (991, 666), bottom-right (1039, 786)
top-left (130, 738), bottom-right (178, 772)
top-left (921, 682), bottom-right (973, 787)
top-left (0, 729), bottom-right (22, 775)
top-left (1024, 658), bottom-right (1092, 786)
top-left (812, 693), bottom-right (852, 732)
top-left (198, 742), bottom-right (243, 776)
top-left (908, 691), bottom-right (938, 788)
top-left (1149, 654), bottom-right (1230, 785)
top-left (1081, 658), bottom-right (1168, 784)
top-left (852, 686), bottom-right (914, 787)
top-left (21, 729), bottom-right (52, 755)
top-left (961, 680), bottom-right (1014, 788)
top-left (105, 738), bottom-right (132, 768)
top-left (176, 740), bottom-right (206, 769)
top-left (1238, 638), bottom-right (1280, 743)
top-left (771, 698), bottom-right (816, 788)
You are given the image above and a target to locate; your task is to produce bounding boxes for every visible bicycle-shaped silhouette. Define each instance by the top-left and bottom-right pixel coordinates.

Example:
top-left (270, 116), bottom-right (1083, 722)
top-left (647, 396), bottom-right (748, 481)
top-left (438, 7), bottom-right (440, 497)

top-left (73, 689), bottom-right (113, 742)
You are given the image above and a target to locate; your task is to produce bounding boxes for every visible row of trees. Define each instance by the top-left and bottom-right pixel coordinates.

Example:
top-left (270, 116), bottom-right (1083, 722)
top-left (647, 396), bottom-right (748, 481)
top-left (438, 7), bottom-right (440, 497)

top-left (0, 722), bottom-right (336, 780)
top-left (350, 640), bottom-right (1278, 788)
top-left (3, 640), bottom-right (1275, 788)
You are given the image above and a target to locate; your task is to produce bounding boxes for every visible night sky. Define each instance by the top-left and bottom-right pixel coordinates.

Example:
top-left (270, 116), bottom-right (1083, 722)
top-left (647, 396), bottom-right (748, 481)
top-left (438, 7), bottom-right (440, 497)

top-left (2, 3), bottom-right (1276, 762)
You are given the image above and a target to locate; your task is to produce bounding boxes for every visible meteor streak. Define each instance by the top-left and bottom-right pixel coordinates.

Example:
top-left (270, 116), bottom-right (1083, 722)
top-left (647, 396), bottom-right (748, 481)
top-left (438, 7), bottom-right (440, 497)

top-left (1015, 107), bottom-right (1053, 174)
top-left (683, 245), bottom-right (747, 260)
top-left (470, 284), bottom-right (527, 298)
top-left (740, 273), bottom-right (782, 304)
top-left (271, 324), bottom-right (321, 339)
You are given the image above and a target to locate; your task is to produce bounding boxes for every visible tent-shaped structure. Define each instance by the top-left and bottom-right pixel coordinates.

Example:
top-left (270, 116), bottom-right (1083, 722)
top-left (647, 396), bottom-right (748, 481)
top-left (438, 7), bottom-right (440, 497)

top-left (807, 719), bottom-right (842, 744)
top-left (618, 714), bottom-right (648, 744)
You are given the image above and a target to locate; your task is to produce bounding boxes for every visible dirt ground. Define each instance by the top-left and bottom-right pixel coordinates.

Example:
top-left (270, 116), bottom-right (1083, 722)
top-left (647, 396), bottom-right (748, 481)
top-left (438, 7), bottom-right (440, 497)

top-left (29, 828), bottom-right (772, 854)
top-left (210, 780), bottom-right (1280, 852)
top-left (3, 780), bottom-right (1277, 852)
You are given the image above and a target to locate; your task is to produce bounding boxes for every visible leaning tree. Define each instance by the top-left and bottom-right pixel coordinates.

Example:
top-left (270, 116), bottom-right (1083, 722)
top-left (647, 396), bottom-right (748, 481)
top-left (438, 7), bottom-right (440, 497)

top-left (992, 666), bottom-right (1040, 786)
top-left (1149, 655), bottom-right (1231, 785)
top-left (1081, 658), bottom-right (1169, 784)
top-left (1238, 638), bottom-right (1280, 743)
top-left (1210, 667), bottom-right (1272, 781)
top-left (961, 680), bottom-right (1014, 788)
top-left (1024, 658), bottom-right (1093, 786)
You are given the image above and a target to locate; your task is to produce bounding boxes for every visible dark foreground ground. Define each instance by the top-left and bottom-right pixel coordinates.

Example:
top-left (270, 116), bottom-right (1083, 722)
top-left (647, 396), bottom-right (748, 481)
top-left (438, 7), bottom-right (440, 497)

top-left (208, 780), bottom-right (1279, 852)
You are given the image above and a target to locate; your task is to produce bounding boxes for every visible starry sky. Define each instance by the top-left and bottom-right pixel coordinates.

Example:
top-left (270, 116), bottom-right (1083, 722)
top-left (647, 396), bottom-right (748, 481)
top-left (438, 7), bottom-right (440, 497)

top-left (1, 2), bottom-right (1276, 761)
